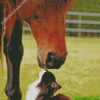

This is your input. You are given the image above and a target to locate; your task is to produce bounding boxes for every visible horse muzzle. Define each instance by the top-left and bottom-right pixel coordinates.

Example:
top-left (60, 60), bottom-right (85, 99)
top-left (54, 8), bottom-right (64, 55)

top-left (38, 51), bottom-right (68, 69)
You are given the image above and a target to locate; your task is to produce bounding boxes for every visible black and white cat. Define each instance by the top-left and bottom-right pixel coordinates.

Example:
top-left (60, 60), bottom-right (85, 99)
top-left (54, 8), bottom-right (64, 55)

top-left (26, 70), bottom-right (71, 100)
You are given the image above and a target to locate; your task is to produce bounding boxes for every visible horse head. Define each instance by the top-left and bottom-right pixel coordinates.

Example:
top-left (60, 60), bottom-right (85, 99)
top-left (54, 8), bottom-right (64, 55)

top-left (17, 0), bottom-right (71, 69)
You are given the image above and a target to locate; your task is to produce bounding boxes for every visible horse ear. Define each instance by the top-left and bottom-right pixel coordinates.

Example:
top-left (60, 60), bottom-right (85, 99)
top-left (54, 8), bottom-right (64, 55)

top-left (51, 82), bottom-right (62, 90)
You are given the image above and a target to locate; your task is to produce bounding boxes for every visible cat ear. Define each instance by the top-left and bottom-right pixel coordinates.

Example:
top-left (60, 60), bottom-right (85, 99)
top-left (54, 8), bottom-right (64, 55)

top-left (51, 82), bottom-right (62, 90)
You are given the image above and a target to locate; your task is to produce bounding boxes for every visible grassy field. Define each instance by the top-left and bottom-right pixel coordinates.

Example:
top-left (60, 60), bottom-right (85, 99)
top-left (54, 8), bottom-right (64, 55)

top-left (0, 36), bottom-right (100, 100)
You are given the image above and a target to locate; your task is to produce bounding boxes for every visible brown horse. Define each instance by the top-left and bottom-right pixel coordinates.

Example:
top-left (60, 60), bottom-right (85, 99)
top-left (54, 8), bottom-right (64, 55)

top-left (0, 0), bottom-right (74, 100)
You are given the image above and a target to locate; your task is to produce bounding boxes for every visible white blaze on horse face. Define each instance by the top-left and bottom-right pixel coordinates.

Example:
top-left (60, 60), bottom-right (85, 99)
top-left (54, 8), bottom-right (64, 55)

top-left (26, 70), bottom-right (47, 100)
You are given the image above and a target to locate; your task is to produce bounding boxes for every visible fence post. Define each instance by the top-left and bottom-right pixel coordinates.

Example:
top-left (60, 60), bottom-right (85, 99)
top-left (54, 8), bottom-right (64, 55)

top-left (78, 15), bottom-right (82, 38)
top-left (69, 15), bottom-right (74, 36)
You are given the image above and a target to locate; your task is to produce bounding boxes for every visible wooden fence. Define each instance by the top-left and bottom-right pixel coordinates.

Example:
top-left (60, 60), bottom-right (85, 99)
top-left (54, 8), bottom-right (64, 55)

top-left (66, 11), bottom-right (100, 37)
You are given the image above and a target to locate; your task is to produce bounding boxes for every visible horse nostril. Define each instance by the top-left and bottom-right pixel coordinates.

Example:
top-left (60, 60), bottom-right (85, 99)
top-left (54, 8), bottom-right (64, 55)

top-left (46, 51), bottom-right (67, 69)
top-left (47, 61), bottom-right (53, 66)
top-left (46, 51), bottom-right (57, 67)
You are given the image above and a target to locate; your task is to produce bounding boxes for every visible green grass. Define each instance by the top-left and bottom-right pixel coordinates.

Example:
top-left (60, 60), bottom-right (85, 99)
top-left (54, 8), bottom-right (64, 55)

top-left (0, 36), bottom-right (100, 100)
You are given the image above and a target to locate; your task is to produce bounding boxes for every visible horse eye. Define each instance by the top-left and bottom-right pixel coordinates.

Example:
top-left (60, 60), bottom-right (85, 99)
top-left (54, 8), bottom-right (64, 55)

top-left (34, 15), bottom-right (39, 18)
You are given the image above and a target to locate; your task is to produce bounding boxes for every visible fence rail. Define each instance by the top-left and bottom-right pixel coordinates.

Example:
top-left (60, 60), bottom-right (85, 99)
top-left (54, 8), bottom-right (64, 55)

top-left (67, 11), bottom-right (100, 17)
top-left (65, 19), bottom-right (100, 25)
top-left (66, 28), bottom-right (100, 33)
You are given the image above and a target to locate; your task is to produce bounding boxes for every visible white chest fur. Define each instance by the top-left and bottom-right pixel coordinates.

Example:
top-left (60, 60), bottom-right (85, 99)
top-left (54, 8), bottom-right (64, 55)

top-left (26, 79), bottom-right (40, 100)
top-left (26, 70), bottom-right (46, 100)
